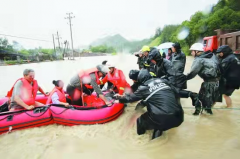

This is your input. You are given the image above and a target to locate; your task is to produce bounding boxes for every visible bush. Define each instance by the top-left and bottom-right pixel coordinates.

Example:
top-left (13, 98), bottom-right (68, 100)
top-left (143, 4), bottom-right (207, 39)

top-left (19, 59), bottom-right (24, 64)
top-left (4, 60), bottom-right (18, 65)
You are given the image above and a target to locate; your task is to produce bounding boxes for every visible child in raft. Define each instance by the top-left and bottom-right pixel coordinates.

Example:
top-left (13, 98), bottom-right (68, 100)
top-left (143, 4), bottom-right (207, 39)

top-left (46, 80), bottom-right (69, 107)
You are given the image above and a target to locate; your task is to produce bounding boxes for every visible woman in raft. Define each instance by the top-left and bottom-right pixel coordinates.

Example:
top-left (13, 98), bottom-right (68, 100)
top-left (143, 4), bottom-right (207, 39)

top-left (46, 80), bottom-right (69, 107)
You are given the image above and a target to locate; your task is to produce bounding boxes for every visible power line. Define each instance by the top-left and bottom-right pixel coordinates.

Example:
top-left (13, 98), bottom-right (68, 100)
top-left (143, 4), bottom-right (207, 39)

top-left (0, 33), bottom-right (52, 42)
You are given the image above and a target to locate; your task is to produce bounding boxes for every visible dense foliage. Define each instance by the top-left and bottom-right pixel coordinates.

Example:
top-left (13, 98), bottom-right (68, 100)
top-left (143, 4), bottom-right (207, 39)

top-left (0, 37), bottom-right (55, 56)
top-left (89, 45), bottom-right (116, 53)
top-left (149, 0), bottom-right (240, 55)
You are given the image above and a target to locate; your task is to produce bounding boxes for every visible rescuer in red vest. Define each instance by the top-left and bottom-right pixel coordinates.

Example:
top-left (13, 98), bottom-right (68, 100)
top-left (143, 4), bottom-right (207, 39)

top-left (7, 69), bottom-right (47, 111)
top-left (99, 63), bottom-right (131, 95)
top-left (66, 62), bottom-right (111, 106)
top-left (46, 80), bottom-right (69, 107)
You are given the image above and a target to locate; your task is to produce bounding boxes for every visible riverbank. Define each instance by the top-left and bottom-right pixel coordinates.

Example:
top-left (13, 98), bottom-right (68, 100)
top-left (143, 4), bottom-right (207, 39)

top-left (65, 52), bottom-right (114, 58)
top-left (0, 53), bottom-right (113, 66)
top-left (80, 52), bottom-right (108, 57)
top-left (0, 59), bottom-right (64, 66)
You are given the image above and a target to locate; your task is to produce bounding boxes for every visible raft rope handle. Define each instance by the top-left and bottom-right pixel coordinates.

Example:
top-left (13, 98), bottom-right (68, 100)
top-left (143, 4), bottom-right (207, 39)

top-left (0, 98), bottom-right (118, 119)
top-left (0, 106), bottom-right (50, 121)
top-left (24, 106), bottom-right (50, 118)
top-left (49, 103), bottom-right (112, 115)
top-left (0, 115), bottom-right (10, 121)
top-left (49, 106), bottom-right (70, 115)
top-left (0, 110), bottom-right (27, 121)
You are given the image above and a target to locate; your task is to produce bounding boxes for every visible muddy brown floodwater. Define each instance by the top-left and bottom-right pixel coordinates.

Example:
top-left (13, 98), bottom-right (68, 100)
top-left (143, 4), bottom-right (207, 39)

top-left (0, 54), bottom-right (240, 159)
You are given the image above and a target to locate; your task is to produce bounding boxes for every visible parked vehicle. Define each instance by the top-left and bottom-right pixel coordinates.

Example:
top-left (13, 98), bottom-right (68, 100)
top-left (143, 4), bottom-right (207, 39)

top-left (203, 29), bottom-right (240, 57)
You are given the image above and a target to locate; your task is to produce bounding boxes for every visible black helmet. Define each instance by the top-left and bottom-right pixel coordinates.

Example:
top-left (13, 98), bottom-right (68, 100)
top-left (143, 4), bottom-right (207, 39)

top-left (137, 69), bottom-right (152, 84)
top-left (172, 42), bottom-right (181, 50)
top-left (129, 70), bottom-right (140, 81)
top-left (216, 45), bottom-right (232, 54)
top-left (102, 60), bottom-right (107, 65)
top-left (216, 45), bottom-right (233, 58)
top-left (144, 47), bottom-right (162, 66)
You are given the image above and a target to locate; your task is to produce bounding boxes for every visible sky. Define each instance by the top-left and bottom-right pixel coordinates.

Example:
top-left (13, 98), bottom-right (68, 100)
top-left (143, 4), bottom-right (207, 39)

top-left (0, 0), bottom-right (219, 49)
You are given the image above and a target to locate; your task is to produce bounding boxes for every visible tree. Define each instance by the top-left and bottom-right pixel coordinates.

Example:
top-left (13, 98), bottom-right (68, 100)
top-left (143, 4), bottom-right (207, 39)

top-left (40, 48), bottom-right (54, 54)
top-left (149, 25), bottom-right (179, 47)
top-left (205, 7), bottom-right (240, 34)
top-left (12, 41), bottom-right (24, 51)
top-left (149, 0), bottom-right (240, 55)
top-left (228, 0), bottom-right (240, 11)
top-left (214, 0), bottom-right (240, 12)
top-left (20, 49), bottom-right (29, 55)
top-left (153, 27), bottom-right (162, 39)
top-left (0, 38), bottom-right (15, 53)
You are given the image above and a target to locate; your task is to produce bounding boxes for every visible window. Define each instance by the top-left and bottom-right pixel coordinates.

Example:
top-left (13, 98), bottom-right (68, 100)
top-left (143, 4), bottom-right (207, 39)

top-left (237, 36), bottom-right (240, 49)
top-left (220, 38), bottom-right (223, 45)
top-left (207, 39), bottom-right (212, 47)
top-left (203, 40), bottom-right (207, 45)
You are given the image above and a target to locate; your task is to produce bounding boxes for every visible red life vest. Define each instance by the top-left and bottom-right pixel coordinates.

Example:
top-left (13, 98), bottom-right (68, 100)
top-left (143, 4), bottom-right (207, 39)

top-left (6, 78), bottom-right (38, 106)
top-left (46, 87), bottom-right (66, 104)
top-left (107, 69), bottom-right (123, 86)
top-left (107, 69), bottom-right (131, 95)
top-left (78, 68), bottom-right (100, 89)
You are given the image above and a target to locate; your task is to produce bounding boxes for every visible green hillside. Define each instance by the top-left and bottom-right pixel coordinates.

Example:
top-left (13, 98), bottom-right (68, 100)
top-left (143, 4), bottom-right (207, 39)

top-left (149, 0), bottom-right (240, 55)
top-left (89, 34), bottom-right (151, 53)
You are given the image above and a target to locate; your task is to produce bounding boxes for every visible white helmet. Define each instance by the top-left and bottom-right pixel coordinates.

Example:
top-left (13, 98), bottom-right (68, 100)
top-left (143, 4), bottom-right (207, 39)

top-left (107, 63), bottom-right (115, 68)
top-left (190, 43), bottom-right (204, 51)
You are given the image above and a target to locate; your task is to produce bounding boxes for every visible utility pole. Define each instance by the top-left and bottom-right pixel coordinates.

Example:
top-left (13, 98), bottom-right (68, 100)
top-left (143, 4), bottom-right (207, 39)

top-left (63, 40), bottom-right (67, 57)
top-left (65, 12), bottom-right (75, 60)
top-left (67, 41), bottom-right (69, 51)
top-left (56, 31), bottom-right (62, 50)
top-left (52, 34), bottom-right (56, 57)
top-left (61, 42), bottom-right (63, 50)
top-left (66, 41), bottom-right (69, 59)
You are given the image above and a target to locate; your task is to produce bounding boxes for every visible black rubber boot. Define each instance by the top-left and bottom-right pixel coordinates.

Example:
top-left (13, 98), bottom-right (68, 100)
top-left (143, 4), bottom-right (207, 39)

top-left (137, 118), bottom-right (146, 135)
top-left (204, 107), bottom-right (213, 115)
top-left (192, 97), bottom-right (202, 116)
top-left (152, 129), bottom-right (163, 140)
top-left (190, 93), bottom-right (200, 106)
top-left (193, 106), bottom-right (202, 116)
